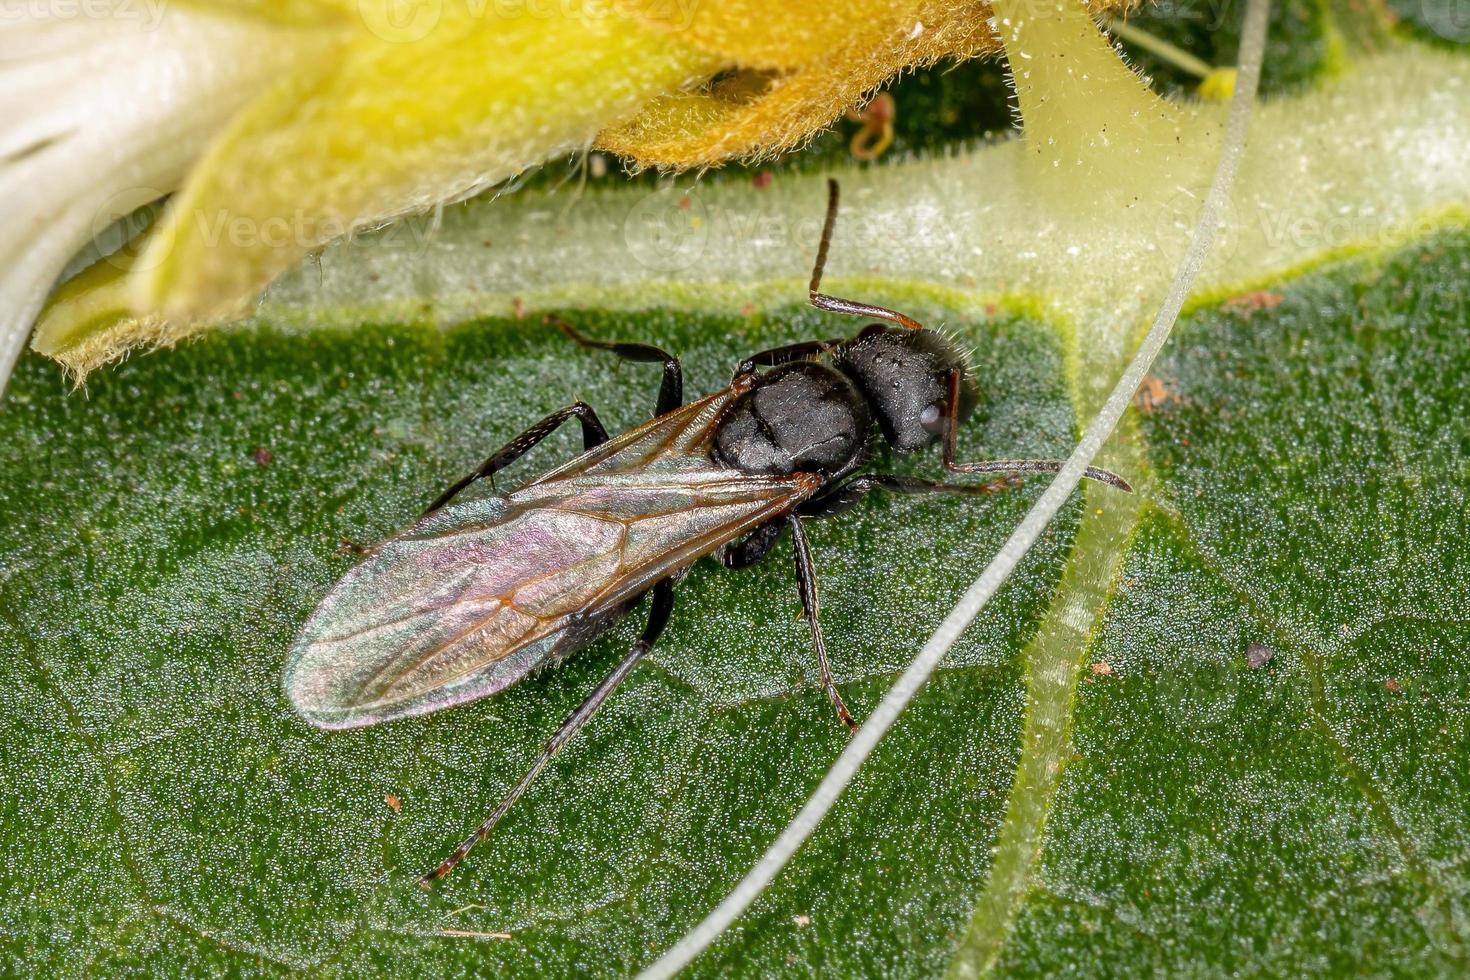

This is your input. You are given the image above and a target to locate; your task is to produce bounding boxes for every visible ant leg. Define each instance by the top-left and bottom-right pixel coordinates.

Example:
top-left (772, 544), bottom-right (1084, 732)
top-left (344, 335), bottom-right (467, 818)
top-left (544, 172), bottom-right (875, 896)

top-left (731, 338), bottom-right (847, 381)
top-left (938, 370), bottom-right (1134, 492)
top-left (716, 517), bottom-right (787, 570)
top-left (341, 400), bottom-right (611, 557)
top-left (423, 401), bottom-right (609, 517)
top-left (789, 517), bottom-right (859, 734)
top-left (807, 179), bottom-right (923, 332)
top-left (419, 577), bottom-right (676, 887)
top-left (548, 315), bottom-right (683, 417)
top-left (797, 473), bottom-right (1017, 520)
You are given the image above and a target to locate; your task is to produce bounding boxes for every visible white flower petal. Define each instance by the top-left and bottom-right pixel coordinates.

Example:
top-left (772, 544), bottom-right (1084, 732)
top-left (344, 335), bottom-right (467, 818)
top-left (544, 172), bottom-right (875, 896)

top-left (0, 0), bottom-right (321, 393)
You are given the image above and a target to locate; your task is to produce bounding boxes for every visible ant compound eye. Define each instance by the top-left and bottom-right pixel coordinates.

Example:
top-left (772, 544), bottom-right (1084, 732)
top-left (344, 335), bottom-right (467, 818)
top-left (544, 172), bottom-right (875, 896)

top-left (919, 403), bottom-right (941, 426)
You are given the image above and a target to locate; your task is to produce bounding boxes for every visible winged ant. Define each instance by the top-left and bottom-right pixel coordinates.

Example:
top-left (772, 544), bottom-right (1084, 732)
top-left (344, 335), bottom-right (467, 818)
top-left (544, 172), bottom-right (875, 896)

top-left (285, 180), bottom-right (1131, 885)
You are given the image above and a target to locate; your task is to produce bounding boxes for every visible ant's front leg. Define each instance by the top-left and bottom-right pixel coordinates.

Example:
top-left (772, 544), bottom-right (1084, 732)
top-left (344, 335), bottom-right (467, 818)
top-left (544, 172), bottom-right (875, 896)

top-left (937, 370), bottom-right (1133, 492)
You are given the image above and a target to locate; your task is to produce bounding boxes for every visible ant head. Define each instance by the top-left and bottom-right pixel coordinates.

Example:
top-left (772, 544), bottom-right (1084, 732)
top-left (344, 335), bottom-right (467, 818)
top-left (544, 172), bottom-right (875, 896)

top-left (833, 324), bottom-right (979, 452)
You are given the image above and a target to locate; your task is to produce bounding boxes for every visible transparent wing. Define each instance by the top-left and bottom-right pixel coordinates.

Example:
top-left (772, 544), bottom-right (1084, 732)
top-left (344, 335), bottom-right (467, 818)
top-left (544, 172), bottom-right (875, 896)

top-left (286, 395), bottom-right (817, 728)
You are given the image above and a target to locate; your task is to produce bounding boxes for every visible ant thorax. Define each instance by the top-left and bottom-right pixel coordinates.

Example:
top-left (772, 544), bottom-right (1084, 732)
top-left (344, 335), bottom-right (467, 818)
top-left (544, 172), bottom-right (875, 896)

top-left (711, 362), bottom-right (871, 477)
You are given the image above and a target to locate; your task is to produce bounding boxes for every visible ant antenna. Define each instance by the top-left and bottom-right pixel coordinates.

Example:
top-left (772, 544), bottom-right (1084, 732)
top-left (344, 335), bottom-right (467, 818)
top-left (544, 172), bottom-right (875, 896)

top-left (808, 179), bottom-right (924, 332)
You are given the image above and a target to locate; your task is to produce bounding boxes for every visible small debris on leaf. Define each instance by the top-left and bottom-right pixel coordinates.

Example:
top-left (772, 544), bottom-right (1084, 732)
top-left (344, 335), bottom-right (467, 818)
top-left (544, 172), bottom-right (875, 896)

top-left (1222, 290), bottom-right (1284, 318)
top-left (436, 928), bottom-right (512, 940)
top-left (1245, 642), bottom-right (1275, 669)
top-left (1134, 373), bottom-right (1173, 413)
top-left (793, 914), bottom-right (811, 927)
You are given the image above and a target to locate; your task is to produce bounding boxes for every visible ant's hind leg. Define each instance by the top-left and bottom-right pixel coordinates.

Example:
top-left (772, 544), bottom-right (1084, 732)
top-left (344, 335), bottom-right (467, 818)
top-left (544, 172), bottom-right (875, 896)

top-left (548, 315), bottom-right (683, 417)
top-left (418, 577), bottom-right (677, 886)
top-left (789, 517), bottom-right (859, 734)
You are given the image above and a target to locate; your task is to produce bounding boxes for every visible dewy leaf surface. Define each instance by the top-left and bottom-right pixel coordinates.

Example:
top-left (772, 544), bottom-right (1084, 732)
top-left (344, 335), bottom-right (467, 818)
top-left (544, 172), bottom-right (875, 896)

top-left (6, 16), bottom-right (1470, 979)
top-left (988, 231), bottom-right (1470, 976)
top-left (0, 298), bottom-right (1084, 974)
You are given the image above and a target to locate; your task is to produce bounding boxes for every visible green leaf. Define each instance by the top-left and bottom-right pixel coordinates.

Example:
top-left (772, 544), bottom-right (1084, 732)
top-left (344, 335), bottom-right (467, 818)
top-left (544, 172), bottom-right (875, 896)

top-left (0, 296), bottom-right (1088, 973)
top-left (8, 226), bottom-right (1470, 973)
top-left (6, 12), bottom-right (1470, 978)
top-left (975, 230), bottom-right (1470, 975)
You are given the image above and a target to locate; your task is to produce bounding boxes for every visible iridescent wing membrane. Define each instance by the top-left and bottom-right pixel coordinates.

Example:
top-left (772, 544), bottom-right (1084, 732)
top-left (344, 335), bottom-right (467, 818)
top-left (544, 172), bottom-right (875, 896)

top-left (286, 389), bottom-right (821, 729)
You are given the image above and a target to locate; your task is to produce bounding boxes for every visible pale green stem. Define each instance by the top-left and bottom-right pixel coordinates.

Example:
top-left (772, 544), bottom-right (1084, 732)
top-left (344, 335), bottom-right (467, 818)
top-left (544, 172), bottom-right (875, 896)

top-left (636, 0), bottom-right (1270, 975)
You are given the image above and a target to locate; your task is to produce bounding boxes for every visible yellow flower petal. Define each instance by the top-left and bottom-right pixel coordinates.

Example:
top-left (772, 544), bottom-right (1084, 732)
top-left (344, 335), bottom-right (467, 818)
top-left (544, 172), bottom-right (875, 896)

top-left (618, 0), bottom-right (941, 71)
top-left (171, 0), bottom-right (354, 26)
top-left (135, 5), bottom-right (718, 323)
top-left (600, 0), bottom-right (1142, 171)
top-left (25, 0), bottom-right (1157, 381)
top-left (29, 248), bottom-right (172, 380)
top-left (6, 0), bottom-right (325, 393)
top-left (599, 1), bottom-right (998, 168)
